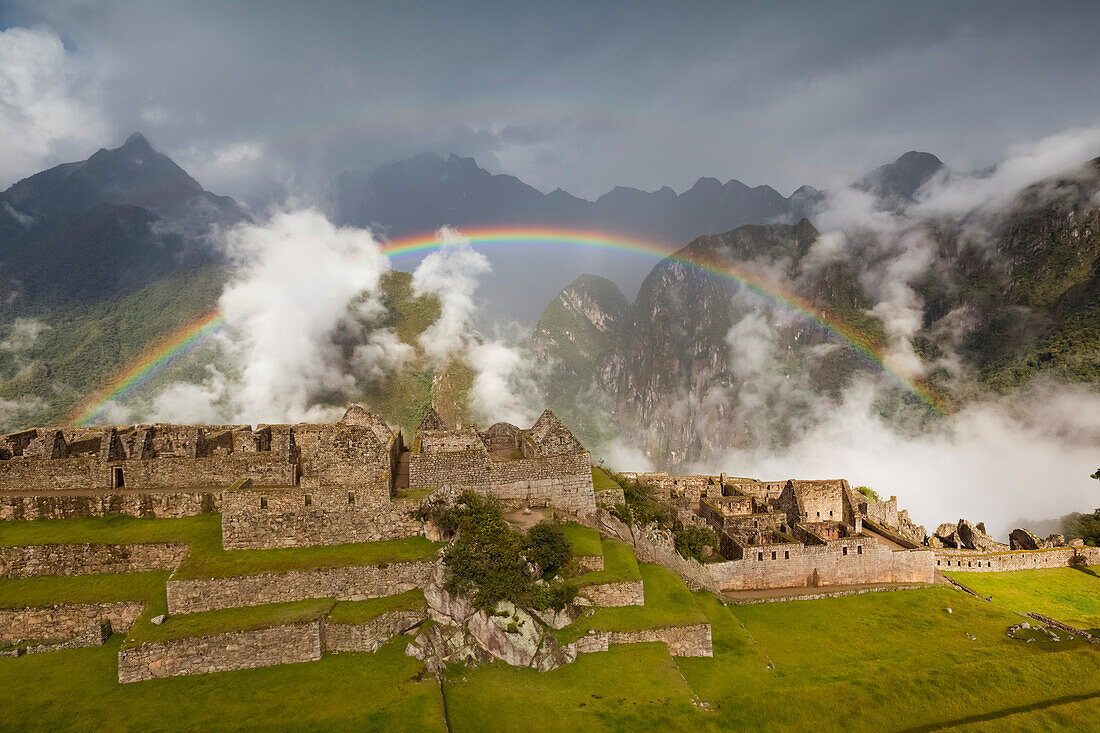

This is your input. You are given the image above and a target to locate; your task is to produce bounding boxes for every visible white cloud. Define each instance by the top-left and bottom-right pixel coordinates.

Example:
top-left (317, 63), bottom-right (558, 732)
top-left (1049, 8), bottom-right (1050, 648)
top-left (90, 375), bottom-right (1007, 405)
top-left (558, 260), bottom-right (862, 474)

top-left (466, 340), bottom-right (541, 426)
top-left (0, 318), bottom-right (47, 352)
top-left (411, 227), bottom-right (492, 364)
top-left (0, 26), bottom-right (107, 187)
top-left (0, 395), bottom-right (47, 432)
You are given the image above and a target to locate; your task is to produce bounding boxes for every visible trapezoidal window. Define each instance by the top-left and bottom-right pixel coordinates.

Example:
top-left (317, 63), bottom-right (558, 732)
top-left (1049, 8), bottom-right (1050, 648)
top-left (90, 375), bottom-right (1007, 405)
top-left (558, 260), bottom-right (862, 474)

top-left (757, 552), bottom-right (764, 561)
top-left (771, 551), bottom-right (776, 560)
top-left (260, 497), bottom-right (268, 509)
top-left (784, 551), bottom-right (790, 559)
top-left (305, 494), bottom-right (312, 507)
top-left (842, 546), bottom-right (848, 556)
top-left (113, 467), bottom-right (124, 488)
top-left (348, 492), bottom-right (355, 505)
top-left (857, 545), bottom-right (863, 555)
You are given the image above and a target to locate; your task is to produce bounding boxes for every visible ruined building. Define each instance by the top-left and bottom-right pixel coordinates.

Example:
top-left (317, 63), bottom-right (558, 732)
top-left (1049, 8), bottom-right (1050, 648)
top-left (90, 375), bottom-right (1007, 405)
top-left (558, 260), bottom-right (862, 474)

top-left (0, 406), bottom-right (595, 549)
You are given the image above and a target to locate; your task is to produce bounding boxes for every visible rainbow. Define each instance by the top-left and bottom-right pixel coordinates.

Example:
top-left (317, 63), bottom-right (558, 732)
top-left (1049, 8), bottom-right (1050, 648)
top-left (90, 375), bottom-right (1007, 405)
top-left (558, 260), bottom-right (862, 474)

top-left (68, 312), bottom-right (226, 426)
top-left (69, 226), bottom-right (943, 425)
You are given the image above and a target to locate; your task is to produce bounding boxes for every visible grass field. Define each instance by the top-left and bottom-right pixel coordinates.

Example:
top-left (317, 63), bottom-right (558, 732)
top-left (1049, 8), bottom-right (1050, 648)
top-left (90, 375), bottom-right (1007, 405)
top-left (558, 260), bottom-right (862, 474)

top-left (4, 516), bottom-right (1100, 731)
top-left (574, 538), bottom-right (640, 587)
top-left (0, 514), bottom-right (443, 580)
top-left (591, 467), bottom-right (620, 492)
top-left (561, 522), bottom-right (602, 557)
top-left (945, 566), bottom-right (1100, 632)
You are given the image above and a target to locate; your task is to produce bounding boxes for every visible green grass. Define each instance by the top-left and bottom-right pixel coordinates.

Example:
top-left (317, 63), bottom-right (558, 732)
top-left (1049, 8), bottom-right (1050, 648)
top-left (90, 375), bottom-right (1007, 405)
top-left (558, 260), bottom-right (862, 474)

top-left (556, 563), bottom-right (706, 644)
top-left (125, 599), bottom-right (335, 647)
top-left (560, 522), bottom-right (602, 558)
top-left (573, 538), bottom-right (640, 587)
top-left (946, 565), bottom-right (1100, 631)
top-left (392, 486), bottom-right (437, 502)
top-left (0, 514), bottom-right (217, 547)
top-left (442, 643), bottom-right (700, 733)
top-left (174, 534), bottom-right (443, 580)
top-left (329, 589), bottom-right (426, 626)
top-left (0, 572), bottom-right (170, 608)
top-left (0, 514), bottom-right (443, 581)
top-left (591, 467), bottom-right (620, 492)
top-left (0, 636), bottom-right (447, 731)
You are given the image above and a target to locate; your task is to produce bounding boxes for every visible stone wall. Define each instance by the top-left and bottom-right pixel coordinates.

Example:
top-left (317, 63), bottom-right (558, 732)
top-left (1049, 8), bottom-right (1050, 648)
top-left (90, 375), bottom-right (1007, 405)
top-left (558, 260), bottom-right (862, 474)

top-left (220, 485), bottom-right (422, 549)
top-left (708, 540), bottom-right (935, 591)
top-left (409, 449), bottom-right (491, 490)
top-left (485, 452), bottom-right (595, 513)
top-left (0, 601), bottom-right (145, 641)
top-left (573, 624), bottom-right (712, 657)
top-left (935, 546), bottom-right (1100, 572)
top-left (0, 453), bottom-right (294, 492)
top-left (594, 487), bottom-right (625, 506)
top-left (118, 621), bottom-right (323, 683)
top-left (0, 543), bottom-right (188, 577)
top-left (0, 491), bottom-right (219, 521)
top-left (167, 561), bottom-right (435, 614)
top-left (326, 608), bottom-right (426, 654)
top-left (579, 580), bottom-right (644, 607)
top-left (575, 555), bottom-right (604, 573)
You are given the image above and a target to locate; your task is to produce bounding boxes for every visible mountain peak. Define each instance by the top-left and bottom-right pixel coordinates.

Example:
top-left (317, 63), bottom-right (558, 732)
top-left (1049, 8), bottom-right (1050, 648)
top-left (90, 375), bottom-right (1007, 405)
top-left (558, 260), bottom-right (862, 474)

top-left (856, 150), bottom-right (945, 203)
top-left (122, 132), bottom-right (153, 151)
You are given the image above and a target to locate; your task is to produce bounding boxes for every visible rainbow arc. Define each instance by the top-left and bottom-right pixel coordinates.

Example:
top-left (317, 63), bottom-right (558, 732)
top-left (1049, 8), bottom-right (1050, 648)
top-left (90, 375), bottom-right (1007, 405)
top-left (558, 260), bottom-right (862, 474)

top-left (68, 226), bottom-right (942, 425)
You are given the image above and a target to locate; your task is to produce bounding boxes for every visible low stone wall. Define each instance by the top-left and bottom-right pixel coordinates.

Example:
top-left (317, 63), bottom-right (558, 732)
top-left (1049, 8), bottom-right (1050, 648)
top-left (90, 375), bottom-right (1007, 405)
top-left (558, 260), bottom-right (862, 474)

top-left (118, 621), bottom-right (323, 683)
top-left (575, 555), bottom-right (604, 573)
top-left (167, 561), bottom-right (435, 614)
top-left (326, 609), bottom-right (426, 654)
top-left (579, 580), bottom-right (644, 607)
top-left (21, 622), bottom-right (112, 655)
top-left (573, 624), bottom-right (712, 657)
top-left (935, 546), bottom-right (1100, 572)
top-left (0, 601), bottom-right (145, 641)
top-left (0, 543), bottom-right (188, 577)
top-left (725, 583), bottom-right (935, 606)
top-left (0, 491), bottom-right (219, 521)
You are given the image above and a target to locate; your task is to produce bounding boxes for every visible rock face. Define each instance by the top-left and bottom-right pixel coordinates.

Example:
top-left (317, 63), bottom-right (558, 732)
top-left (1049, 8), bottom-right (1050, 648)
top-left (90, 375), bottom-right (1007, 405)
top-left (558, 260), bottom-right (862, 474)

top-left (467, 602), bottom-right (544, 668)
top-left (933, 519), bottom-right (1006, 551)
top-left (1010, 528), bottom-right (1043, 551)
top-left (956, 519), bottom-right (1003, 552)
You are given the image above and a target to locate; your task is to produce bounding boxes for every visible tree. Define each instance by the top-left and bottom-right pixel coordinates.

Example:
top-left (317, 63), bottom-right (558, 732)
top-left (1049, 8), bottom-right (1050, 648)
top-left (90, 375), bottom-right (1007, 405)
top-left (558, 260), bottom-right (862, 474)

top-left (856, 486), bottom-right (881, 502)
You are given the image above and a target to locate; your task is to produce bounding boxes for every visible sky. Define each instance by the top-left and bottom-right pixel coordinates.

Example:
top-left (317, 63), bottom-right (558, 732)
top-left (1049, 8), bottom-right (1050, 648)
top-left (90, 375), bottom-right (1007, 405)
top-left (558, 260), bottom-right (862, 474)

top-left (2, 0), bottom-right (1100, 202)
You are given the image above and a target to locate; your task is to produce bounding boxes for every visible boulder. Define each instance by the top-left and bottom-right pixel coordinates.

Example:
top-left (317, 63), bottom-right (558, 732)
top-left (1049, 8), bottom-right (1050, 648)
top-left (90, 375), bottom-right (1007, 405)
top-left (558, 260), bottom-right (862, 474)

top-left (1010, 528), bottom-right (1042, 551)
top-left (467, 601), bottom-right (544, 668)
top-left (956, 519), bottom-right (1003, 552)
top-left (150, 615), bottom-right (167, 626)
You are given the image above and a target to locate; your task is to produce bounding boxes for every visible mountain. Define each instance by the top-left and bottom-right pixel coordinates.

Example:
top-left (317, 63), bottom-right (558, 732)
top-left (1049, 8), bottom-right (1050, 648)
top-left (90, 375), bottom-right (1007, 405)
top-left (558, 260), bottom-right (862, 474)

top-left (534, 157), bottom-right (1100, 469)
top-left (0, 133), bottom-right (246, 309)
top-left (333, 153), bottom-right (825, 321)
top-left (0, 134), bottom-right (249, 428)
top-left (855, 151), bottom-right (944, 205)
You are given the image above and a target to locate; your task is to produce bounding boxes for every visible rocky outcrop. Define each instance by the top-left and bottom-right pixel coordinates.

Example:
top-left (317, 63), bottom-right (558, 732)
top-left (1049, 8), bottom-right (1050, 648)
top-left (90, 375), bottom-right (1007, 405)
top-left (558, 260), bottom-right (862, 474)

top-left (467, 602), bottom-right (544, 667)
top-left (931, 519), bottom-right (1006, 552)
top-left (1010, 528), bottom-right (1042, 550)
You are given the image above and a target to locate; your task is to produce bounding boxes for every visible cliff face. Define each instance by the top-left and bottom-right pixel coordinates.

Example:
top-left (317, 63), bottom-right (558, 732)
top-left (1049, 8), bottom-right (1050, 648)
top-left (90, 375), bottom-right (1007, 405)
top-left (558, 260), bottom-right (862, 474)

top-left (535, 159), bottom-right (1100, 470)
top-left (536, 220), bottom-right (887, 468)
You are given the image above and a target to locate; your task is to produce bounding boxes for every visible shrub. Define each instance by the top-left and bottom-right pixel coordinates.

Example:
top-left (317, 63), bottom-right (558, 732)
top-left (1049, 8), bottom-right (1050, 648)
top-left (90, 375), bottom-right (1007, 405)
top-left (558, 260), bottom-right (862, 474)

top-left (443, 491), bottom-right (578, 611)
top-left (525, 521), bottom-right (572, 577)
top-left (674, 526), bottom-right (718, 562)
top-left (855, 486), bottom-right (881, 502)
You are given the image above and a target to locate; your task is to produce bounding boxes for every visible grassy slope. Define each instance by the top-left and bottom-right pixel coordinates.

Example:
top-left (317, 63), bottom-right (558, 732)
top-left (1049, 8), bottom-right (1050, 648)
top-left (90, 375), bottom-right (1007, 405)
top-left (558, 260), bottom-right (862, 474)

top-left (4, 518), bottom-right (1100, 730)
top-left (946, 566), bottom-right (1100, 631)
top-left (560, 522), bottom-right (602, 558)
top-left (126, 598), bottom-right (335, 646)
top-left (0, 637), bottom-right (447, 732)
top-left (0, 514), bottom-right (441, 580)
top-left (329, 589), bottom-right (426, 625)
top-left (573, 538), bottom-right (640, 587)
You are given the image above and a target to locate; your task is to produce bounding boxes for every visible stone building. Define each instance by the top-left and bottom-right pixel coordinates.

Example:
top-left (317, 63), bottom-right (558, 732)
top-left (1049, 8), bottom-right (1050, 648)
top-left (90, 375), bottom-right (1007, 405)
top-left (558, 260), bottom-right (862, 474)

top-left (634, 472), bottom-right (935, 591)
top-left (407, 408), bottom-right (596, 514)
top-left (0, 405), bottom-right (597, 547)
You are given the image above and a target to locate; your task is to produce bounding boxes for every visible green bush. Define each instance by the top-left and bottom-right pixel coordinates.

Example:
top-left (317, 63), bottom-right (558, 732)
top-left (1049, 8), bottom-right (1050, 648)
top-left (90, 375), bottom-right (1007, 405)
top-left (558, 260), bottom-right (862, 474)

top-left (673, 526), bottom-right (718, 563)
top-left (442, 492), bottom-right (576, 611)
top-left (525, 521), bottom-right (572, 577)
top-left (855, 486), bottom-right (881, 502)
